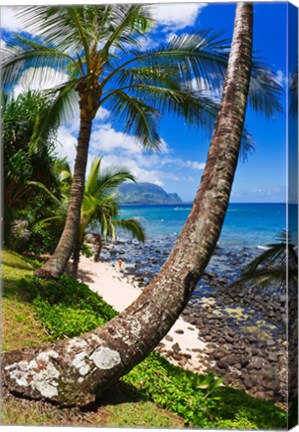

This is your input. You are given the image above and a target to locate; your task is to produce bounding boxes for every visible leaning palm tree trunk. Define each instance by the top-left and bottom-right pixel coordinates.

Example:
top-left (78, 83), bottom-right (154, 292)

top-left (2, 3), bottom-right (253, 406)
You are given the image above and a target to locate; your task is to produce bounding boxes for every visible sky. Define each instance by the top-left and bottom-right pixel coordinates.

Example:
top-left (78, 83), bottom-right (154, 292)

top-left (1, 3), bottom-right (294, 203)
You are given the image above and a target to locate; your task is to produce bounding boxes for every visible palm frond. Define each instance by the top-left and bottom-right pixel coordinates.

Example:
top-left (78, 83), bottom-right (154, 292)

top-left (2, 37), bottom-right (73, 88)
top-left (113, 218), bottom-right (146, 242)
top-left (29, 80), bottom-right (79, 152)
top-left (27, 181), bottom-right (61, 205)
top-left (106, 90), bottom-right (162, 150)
top-left (105, 85), bottom-right (219, 141)
top-left (249, 60), bottom-right (284, 117)
top-left (290, 64), bottom-right (298, 118)
top-left (231, 230), bottom-right (298, 292)
top-left (85, 157), bottom-right (102, 193)
top-left (102, 30), bottom-right (229, 90)
top-left (113, 65), bottom-right (182, 90)
top-left (240, 128), bottom-right (255, 162)
top-left (100, 5), bottom-right (153, 57)
top-left (93, 171), bottom-right (136, 198)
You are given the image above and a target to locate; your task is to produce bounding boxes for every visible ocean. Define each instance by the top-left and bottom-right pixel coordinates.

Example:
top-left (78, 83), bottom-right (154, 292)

top-left (119, 203), bottom-right (291, 248)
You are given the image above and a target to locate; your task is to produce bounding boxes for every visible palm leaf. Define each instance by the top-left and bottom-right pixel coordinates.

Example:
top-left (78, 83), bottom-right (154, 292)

top-left (113, 218), bottom-right (146, 242)
top-left (102, 30), bottom-right (229, 90)
top-left (29, 80), bottom-right (79, 153)
top-left (106, 90), bottom-right (162, 150)
top-left (2, 38), bottom-right (74, 88)
top-left (290, 64), bottom-right (298, 118)
top-left (248, 60), bottom-right (284, 117)
top-left (100, 5), bottom-right (153, 57)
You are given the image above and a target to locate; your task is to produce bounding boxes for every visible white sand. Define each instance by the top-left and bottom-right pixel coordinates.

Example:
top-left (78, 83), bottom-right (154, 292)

top-left (79, 256), bottom-right (213, 373)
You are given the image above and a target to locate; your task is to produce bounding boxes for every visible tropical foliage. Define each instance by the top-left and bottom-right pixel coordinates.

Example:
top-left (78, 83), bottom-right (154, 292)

top-left (2, 91), bottom-right (63, 252)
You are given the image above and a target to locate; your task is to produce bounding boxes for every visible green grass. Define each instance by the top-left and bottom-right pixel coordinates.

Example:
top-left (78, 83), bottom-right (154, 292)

top-left (106, 401), bottom-right (185, 428)
top-left (2, 250), bottom-right (287, 429)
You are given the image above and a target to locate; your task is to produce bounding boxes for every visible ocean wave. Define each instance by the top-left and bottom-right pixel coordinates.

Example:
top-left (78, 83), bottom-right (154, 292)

top-left (174, 207), bottom-right (191, 211)
top-left (257, 245), bottom-right (271, 250)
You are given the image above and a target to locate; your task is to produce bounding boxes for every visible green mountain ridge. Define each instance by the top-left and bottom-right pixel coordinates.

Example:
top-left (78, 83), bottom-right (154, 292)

top-left (118, 182), bottom-right (182, 205)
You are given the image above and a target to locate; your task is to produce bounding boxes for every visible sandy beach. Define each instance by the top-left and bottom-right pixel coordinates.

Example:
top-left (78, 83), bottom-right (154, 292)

top-left (78, 255), bottom-right (212, 374)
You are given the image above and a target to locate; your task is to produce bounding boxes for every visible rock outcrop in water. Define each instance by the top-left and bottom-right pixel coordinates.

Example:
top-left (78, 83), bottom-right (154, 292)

top-left (118, 182), bottom-right (183, 205)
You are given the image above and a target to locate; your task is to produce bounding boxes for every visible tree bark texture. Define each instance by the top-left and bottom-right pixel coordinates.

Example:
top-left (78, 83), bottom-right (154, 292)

top-left (94, 234), bottom-right (103, 262)
top-left (71, 236), bottom-right (83, 277)
top-left (3, 3), bottom-right (253, 406)
top-left (35, 114), bottom-right (92, 279)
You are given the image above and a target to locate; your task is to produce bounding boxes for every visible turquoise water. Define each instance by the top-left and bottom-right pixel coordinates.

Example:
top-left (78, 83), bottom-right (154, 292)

top-left (119, 203), bottom-right (291, 247)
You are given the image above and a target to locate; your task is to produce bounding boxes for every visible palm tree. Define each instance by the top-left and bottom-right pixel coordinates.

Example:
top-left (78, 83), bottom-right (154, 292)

top-left (3, 3), bottom-right (258, 406)
top-left (71, 157), bottom-right (146, 276)
top-left (92, 204), bottom-right (146, 264)
top-left (3, 5), bottom-right (232, 279)
top-left (232, 230), bottom-right (298, 293)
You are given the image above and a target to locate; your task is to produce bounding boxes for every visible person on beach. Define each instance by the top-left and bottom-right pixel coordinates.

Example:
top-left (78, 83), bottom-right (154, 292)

top-left (117, 258), bottom-right (123, 271)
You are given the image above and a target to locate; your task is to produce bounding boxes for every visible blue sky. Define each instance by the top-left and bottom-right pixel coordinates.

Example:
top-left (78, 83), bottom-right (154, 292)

top-left (1, 3), bottom-right (293, 202)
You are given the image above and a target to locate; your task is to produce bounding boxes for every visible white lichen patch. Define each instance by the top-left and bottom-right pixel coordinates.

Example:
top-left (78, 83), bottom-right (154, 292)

top-left (31, 362), bottom-right (60, 398)
top-left (37, 350), bottom-right (59, 362)
top-left (66, 338), bottom-right (88, 353)
top-left (71, 352), bottom-right (90, 376)
top-left (5, 356), bottom-right (60, 398)
top-left (90, 347), bottom-right (121, 370)
top-left (89, 334), bottom-right (104, 344)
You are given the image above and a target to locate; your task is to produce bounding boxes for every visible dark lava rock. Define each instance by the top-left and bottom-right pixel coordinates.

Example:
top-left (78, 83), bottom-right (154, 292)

top-left (268, 352), bottom-right (278, 362)
top-left (249, 357), bottom-right (263, 370)
top-left (171, 343), bottom-right (181, 353)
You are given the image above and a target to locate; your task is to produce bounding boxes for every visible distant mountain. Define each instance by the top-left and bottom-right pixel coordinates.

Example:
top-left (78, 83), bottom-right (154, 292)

top-left (118, 182), bottom-right (183, 205)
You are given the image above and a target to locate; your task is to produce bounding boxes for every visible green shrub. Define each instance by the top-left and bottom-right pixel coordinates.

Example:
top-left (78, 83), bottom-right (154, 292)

top-left (21, 274), bottom-right (117, 339)
top-left (123, 351), bottom-right (224, 427)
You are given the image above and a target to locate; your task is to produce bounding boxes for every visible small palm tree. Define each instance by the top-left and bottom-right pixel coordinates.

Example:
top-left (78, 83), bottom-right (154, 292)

top-left (72, 157), bottom-right (146, 275)
top-left (42, 157), bottom-right (146, 276)
top-left (232, 230), bottom-right (298, 293)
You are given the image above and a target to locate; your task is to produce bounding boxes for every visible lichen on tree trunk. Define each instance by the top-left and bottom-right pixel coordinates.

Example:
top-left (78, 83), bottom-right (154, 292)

top-left (2, 3), bottom-right (253, 407)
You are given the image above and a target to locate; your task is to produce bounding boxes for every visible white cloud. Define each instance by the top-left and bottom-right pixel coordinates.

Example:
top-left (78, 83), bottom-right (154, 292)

top-left (0, 6), bottom-right (43, 36)
top-left (100, 154), bottom-right (165, 186)
top-left (185, 160), bottom-right (206, 170)
top-left (90, 123), bottom-right (143, 155)
top-left (54, 118), bottom-right (204, 187)
top-left (1, 7), bottom-right (23, 32)
top-left (56, 125), bottom-right (78, 169)
top-left (152, 3), bottom-right (207, 31)
top-left (275, 70), bottom-right (288, 87)
top-left (12, 67), bottom-right (69, 97)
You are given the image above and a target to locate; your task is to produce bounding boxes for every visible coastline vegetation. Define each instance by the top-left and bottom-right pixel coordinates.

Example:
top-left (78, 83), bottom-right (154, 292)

top-left (2, 250), bottom-right (286, 428)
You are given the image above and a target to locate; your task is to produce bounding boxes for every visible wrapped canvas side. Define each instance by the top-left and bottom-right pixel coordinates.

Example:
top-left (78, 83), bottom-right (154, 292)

top-left (288, 3), bottom-right (298, 429)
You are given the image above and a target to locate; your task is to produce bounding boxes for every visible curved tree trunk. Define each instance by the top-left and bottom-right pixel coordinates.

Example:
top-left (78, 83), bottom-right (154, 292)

top-left (71, 235), bottom-right (83, 278)
top-left (35, 113), bottom-right (93, 279)
top-left (94, 233), bottom-right (103, 262)
top-left (2, 3), bottom-right (253, 406)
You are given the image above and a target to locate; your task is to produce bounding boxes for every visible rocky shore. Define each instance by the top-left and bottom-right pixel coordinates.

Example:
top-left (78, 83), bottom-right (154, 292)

top-left (87, 234), bottom-right (288, 405)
